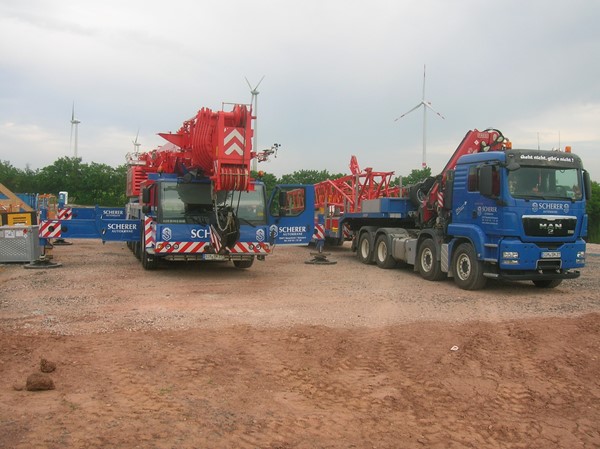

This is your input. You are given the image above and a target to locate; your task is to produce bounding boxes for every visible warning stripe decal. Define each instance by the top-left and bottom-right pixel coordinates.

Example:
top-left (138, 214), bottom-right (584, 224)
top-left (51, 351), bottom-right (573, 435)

top-left (144, 216), bottom-right (155, 248)
top-left (343, 224), bottom-right (352, 239)
top-left (39, 220), bottom-right (62, 238)
top-left (57, 208), bottom-right (72, 220)
top-left (155, 242), bottom-right (208, 254)
top-left (313, 224), bottom-right (325, 241)
top-left (229, 242), bottom-right (271, 254)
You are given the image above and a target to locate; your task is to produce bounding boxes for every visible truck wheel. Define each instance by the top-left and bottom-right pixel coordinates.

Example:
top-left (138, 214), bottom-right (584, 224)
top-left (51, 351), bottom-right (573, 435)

top-left (233, 258), bottom-right (254, 269)
top-left (133, 241), bottom-right (142, 260)
top-left (357, 232), bottom-right (374, 264)
top-left (375, 234), bottom-right (396, 269)
top-left (452, 243), bottom-right (486, 290)
top-left (141, 249), bottom-right (158, 270)
top-left (532, 279), bottom-right (562, 288)
top-left (417, 239), bottom-right (445, 281)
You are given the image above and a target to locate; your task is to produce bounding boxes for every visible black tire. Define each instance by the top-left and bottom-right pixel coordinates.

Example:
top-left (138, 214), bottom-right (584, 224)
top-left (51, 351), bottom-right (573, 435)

top-left (533, 279), bottom-right (563, 288)
top-left (133, 241), bottom-right (142, 260)
top-left (357, 231), bottom-right (374, 264)
top-left (417, 239), bottom-right (445, 281)
top-left (375, 234), bottom-right (396, 269)
top-left (141, 249), bottom-right (159, 270)
top-left (452, 243), bottom-right (487, 290)
top-left (233, 258), bottom-right (254, 269)
top-left (409, 185), bottom-right (426, 207)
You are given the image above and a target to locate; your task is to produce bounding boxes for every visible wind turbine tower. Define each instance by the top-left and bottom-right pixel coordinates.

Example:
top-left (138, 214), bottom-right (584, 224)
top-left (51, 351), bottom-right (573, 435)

top-left (70, 103), bottom-right (81, 158)
top-left (394, 65), bottom-right (445, 168)
top-left (132, 130), bottom-right (141, 155)
top-left (245, 76), bottom-right (265, 172)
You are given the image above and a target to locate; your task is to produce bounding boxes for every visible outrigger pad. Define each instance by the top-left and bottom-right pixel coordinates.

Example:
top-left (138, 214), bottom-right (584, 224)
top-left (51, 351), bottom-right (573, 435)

top-left (305, 252), bottom-right (337, 265)
top-left (24, 257), bottom-right (62, 269)
top-left (52, 239), bottom-right (73, 246)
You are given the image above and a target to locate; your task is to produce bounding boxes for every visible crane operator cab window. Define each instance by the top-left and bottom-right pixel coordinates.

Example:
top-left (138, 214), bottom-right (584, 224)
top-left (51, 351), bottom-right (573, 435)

top-left (508, 166), bottom-right (582, 200)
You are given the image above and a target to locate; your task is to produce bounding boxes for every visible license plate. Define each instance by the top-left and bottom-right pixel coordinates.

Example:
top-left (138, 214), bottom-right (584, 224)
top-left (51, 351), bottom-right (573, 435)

top-left (203, 254), bottom-right (227, 261)
top-left (541, 251), bottom-right (561, 259)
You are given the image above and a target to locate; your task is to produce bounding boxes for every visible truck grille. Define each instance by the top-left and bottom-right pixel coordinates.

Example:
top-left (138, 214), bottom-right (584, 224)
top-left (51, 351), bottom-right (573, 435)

top-left (522, 216), bottom-right (576, 237)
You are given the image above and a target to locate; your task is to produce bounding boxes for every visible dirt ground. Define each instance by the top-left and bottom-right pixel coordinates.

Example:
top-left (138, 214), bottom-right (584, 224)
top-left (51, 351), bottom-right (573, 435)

top-left (1, 240), bottom-right (600, 449)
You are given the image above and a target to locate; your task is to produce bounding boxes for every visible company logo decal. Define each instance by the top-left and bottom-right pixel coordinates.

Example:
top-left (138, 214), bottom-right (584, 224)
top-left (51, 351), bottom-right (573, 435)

top-left (531, 202), bottom-right (570, 214)
top-left (161, 227), bottom-right (172, 241)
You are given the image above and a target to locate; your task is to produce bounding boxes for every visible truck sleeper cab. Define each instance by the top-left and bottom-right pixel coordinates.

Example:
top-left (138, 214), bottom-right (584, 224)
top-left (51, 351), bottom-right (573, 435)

top-left (442, 149), bottom-right (589, 289)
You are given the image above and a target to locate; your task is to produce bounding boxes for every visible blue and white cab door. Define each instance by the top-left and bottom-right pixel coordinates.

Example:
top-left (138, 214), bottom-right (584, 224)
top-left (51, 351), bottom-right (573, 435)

top-left (267, 185), bottom-right (316, 245)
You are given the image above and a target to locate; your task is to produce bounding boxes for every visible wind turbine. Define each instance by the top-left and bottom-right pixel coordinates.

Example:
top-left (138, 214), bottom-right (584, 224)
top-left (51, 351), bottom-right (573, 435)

top-left (394, 65), bottom-right (445, 168)
top-left (132, 129), bottom-right (141, 155)
top-left (245, 76), bottom-right (265, 172)
top-left (70, 102), bottom-right (81, 158)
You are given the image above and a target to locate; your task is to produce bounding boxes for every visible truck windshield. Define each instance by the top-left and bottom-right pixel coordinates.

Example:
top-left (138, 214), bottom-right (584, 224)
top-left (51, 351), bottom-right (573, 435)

top-left (159, 182), bottom-right (266, 224)
top-left (508, 166), bottom-right (582, 200)
top-left (220, 185), bottom-right (267, 225)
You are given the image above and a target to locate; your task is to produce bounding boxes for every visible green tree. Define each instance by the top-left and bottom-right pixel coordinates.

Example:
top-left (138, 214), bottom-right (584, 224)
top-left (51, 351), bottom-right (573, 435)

top-left (35, 157), bottom-right (127, 206)
top-left (394, 166), bottom-right (432, 187)
top-left (0, 160), bottom-right (25, 190)
top-left (252, 171), bottom-right (278, 198)
top-left (587, 181), bottom-right (600, 243)
top-left (278, 169), bottom-right (345, 185)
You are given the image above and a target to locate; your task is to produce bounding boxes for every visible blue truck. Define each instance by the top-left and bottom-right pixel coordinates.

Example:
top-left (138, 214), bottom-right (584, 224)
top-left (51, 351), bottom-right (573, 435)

top-left (294, 129), bottom-right (591, 290)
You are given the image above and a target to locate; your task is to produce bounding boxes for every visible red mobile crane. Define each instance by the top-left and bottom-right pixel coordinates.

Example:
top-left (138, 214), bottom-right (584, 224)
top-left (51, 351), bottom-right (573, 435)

top-left (39, 103), bottom-right (319, 269)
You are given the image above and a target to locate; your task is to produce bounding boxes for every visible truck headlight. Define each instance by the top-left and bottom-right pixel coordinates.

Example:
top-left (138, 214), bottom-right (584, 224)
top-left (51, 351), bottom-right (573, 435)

top-left (577, 251), bottom-right (585, 258)
top-left (502, 251), bottom-right (519, 259)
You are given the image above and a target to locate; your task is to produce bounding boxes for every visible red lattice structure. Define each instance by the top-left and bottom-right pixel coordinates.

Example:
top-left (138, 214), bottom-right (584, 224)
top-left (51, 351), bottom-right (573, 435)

top-left (314, 156), bottom-right (400, 213)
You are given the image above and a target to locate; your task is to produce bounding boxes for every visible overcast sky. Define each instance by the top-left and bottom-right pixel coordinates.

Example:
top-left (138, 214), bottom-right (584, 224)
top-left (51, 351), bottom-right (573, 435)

top-left (1, 0), bottom-right (599, 180)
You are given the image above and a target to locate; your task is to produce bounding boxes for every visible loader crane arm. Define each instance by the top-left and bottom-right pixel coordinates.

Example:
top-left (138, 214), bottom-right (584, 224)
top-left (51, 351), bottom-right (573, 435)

top-left (414, 128), bottom-right (508, 227)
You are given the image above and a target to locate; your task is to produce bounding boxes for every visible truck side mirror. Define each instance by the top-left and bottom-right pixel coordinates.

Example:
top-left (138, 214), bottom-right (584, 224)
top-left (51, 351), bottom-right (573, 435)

top-left (142, 187), bottom-right (151, 203)
top-left (443, 170), bottom-right (454, 209)
top-left (278, 190), bottom-right (287, 207)
top-left (584, 170), bottom-right (592, 199)
top-left (479, 165), bottom-right (494, 197)
top-left (278, 191), bottom-right (287, 216)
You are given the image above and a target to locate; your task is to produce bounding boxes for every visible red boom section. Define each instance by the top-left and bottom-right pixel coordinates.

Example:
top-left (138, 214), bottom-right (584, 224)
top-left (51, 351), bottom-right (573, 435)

top-left (314, 156), bottom-right (399, 213)
top-left (158, 104), bottom-right (253, 192)
top-left (126, 104), bottom-right (254, 197)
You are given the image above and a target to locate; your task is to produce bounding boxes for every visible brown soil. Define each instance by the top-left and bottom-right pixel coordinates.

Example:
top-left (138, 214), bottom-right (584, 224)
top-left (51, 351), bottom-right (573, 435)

top-left (1, 240), bottom-right (600, 449)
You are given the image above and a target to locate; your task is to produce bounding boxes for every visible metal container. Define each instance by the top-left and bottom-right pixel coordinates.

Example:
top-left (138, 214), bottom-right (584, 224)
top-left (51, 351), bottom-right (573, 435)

top-left (0, 225), bottom-right (41, 263)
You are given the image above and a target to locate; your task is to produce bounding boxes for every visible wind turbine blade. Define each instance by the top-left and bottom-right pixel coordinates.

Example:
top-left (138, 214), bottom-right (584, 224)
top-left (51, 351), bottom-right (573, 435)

top-left (424, 102), bottom-right (446, 120)
top-left (422, 64), bottom-right (426, 101)
top-left (394, 102), bottom-right (424, 121)
top-left (254, 75), bottom-right (265, 90)
top-left (245, 77), bottom-right (253, 90)
top-left (71, 102), bottom-right (75, 121)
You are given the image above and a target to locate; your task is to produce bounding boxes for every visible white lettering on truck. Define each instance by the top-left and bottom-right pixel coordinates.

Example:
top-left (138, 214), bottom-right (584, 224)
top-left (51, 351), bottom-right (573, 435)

top-left (191, 229), bottom-right (207, 239)
top-left (107, 223), bottom-right (136, 230)
top-left (279, 226), bottom-right (307, 233)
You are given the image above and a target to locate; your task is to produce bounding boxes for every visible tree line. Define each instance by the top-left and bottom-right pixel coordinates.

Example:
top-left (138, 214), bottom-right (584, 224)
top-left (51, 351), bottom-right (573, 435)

top-left (1, 158), bottom-right (599, 242)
